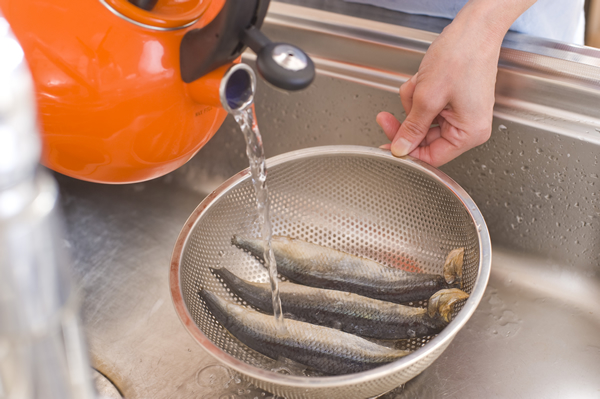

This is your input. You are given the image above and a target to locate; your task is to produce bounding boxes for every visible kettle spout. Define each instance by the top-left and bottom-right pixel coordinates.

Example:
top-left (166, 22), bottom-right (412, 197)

top-left (187, 62), bottom-right (256, 112)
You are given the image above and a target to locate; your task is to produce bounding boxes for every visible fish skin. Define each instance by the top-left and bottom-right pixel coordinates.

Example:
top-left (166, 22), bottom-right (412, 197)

top-left (211, 267), bottom-right (456, 340)
top-left (232, 235), bottom-right (461, 303)
top-left (199, 289), bottom-right (411, 375)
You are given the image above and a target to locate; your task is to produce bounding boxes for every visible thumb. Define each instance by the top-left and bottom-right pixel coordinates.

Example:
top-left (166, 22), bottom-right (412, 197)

top-left (392, 93), bottom-right (444, 157)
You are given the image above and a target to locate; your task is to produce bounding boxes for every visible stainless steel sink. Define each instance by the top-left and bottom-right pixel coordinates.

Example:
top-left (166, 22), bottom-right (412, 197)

top-left (56, 2), bottom-right (600, 398)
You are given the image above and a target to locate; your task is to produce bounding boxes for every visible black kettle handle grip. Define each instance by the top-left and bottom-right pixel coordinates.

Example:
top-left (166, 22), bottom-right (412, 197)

top-left (244, 26), bottom-right (315, 91)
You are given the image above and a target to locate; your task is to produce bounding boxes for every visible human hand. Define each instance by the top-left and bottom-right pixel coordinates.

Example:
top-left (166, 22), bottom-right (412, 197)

top-left (378, 0), bottom-right (536, 167)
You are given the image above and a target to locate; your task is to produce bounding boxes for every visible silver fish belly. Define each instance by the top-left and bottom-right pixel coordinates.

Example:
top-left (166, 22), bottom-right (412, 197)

top-left (199, 289), bottom-right (411, 375)
top-left (232, 235), bottom-right (464, 303)
top-left (212, 267), bottom-right (468, 340)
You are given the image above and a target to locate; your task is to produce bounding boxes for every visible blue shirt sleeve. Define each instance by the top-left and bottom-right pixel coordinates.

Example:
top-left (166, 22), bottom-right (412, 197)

top-left (344, 0), bottom-right (585, 45)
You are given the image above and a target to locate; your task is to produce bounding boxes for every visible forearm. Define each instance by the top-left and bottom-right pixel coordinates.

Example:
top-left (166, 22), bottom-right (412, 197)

top-left (456, 0), bottom-right (538, 44)
top-left (378, 0), bottom-right (538, 166)
top-left (430, 0), bottom-right (538, 79)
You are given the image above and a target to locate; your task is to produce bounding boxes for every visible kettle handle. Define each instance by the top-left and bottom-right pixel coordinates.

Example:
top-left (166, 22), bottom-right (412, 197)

top-left (180, 0), bottom-right (314, 91)
top-left (244, 26), bottom-right (315, 91)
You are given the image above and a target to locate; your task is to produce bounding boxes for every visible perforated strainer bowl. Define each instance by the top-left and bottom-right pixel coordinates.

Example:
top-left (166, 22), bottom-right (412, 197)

top-left (170, 146), bottom-right (491, 399)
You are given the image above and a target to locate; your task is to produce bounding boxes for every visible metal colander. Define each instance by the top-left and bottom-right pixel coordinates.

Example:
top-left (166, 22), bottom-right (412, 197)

top-left (170, 146), bottom-right (491, 399)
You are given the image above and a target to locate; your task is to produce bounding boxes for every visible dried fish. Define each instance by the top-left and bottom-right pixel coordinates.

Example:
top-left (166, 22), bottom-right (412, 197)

top-left (232, 235), bottom-right (464, 303)
top-left (199, 289), bottom-right (411, 375)
top-left (212, 267), bottom-right (469, 340)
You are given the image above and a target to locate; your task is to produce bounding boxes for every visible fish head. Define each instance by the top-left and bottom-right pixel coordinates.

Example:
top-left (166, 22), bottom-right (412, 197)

top-left (443, 248), bottom-right (465, 288)
top-left (427, 288), bottom-right (469, 323)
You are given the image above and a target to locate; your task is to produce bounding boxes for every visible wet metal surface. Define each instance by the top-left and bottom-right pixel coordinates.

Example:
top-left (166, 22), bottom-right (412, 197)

top-left (93, 369), bottom-right (122, 399)
top-left (57, 166), bottom-right (600, 398)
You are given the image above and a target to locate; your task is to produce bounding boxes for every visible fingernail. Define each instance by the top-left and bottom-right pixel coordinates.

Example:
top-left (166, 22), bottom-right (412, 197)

top-left (391, 137), bottom-right (412, 156)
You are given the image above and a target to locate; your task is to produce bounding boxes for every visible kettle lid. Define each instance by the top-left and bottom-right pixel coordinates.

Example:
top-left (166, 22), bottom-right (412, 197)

top-left (101, 0), bottom-right (212, 30)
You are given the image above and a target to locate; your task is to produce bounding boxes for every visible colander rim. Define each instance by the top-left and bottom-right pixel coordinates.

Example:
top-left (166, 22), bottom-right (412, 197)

top-left (169, 145), bottom-right (492, 389)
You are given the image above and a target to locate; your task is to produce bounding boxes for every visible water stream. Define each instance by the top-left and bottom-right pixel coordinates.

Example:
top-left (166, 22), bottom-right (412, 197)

top-left (232, 103), bottom-right (285, 331)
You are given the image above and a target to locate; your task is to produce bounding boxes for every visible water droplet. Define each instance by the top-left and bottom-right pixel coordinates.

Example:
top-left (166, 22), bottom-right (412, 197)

top-left (197, 365), bottom-right (232, 389)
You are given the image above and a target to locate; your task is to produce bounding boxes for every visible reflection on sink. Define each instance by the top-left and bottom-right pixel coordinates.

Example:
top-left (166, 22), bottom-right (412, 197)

top-left (419, 250), bottom-right (600, 398)
top-left (57, 3), bottom-right (600, 398)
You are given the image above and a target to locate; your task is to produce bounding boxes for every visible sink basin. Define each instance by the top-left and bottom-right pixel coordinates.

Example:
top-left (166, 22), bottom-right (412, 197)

top-left (56, 2), bottom-right (600, 398)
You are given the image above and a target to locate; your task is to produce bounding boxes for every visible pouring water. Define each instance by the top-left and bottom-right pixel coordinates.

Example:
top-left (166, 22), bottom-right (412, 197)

top-left (220, 64), bottom-right (285, 331)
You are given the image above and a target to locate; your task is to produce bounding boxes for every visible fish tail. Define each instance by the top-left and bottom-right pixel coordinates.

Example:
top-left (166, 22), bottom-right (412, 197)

top-left (232, 235), bottom-right (264, 260)
top-left (198, 289), bottom-right (234, 330)
top-left (426, 288), bottom-right (469, 323)
top-left (210, 266), bottom-right (233, 282)
top-left (210, 267), bottom-right (273, 312)
top-left (231, 235), bottom-right (244, 250)
top-left (443, 248), bottom-right (464, 288)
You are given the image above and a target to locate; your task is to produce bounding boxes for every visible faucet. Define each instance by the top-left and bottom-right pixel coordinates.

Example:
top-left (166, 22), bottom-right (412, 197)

top-left (0, 14), bottom-right (96, 399)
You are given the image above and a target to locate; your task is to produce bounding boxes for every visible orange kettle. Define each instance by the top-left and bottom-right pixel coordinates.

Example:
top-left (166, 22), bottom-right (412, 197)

top-left (0, 0), bottom-right (314, 183)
